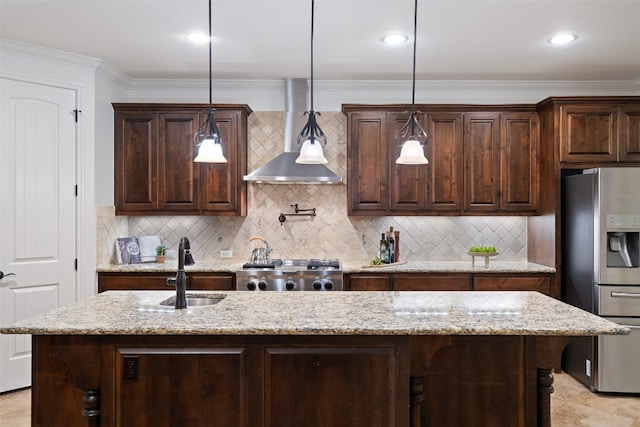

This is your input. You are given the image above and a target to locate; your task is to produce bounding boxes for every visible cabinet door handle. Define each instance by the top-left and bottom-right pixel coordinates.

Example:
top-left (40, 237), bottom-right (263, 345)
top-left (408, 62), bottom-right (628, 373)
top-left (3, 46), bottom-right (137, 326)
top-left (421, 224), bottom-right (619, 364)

top-left (0, 271), bottom-right (16, 280)
top-left (611, 291), bottom-right (640, 298)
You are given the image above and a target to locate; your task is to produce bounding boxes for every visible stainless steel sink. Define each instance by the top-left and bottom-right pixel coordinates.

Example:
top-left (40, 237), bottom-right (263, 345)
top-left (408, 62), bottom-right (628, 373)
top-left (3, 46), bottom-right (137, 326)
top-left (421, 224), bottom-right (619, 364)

top-left (159, 293), bottom-right (226, 307)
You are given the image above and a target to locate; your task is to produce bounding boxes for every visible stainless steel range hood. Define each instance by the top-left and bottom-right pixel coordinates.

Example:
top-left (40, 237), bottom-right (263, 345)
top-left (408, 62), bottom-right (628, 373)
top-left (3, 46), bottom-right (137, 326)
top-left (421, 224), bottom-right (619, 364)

top-left (243, 78), bottom-right (342, 184)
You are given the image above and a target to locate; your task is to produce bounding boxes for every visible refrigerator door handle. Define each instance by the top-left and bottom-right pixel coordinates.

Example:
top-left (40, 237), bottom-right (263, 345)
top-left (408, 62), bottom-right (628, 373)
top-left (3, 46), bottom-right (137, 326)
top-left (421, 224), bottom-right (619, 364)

top-left (610, 291), bottom-right (640, 298)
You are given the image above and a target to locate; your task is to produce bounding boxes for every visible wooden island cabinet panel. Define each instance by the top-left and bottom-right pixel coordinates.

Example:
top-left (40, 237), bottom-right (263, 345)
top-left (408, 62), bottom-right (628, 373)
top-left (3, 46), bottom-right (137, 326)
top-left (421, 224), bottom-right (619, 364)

top-left (109, 344), bottom-right (250, 427)
top-left (264, 341), bottom-right (408, 427)
top-left (114, 103), bottom-right (251, 216)
top-left (95, 336), bottom-right (409, 427)
top-left (30, 331), bottom-right (569, 427)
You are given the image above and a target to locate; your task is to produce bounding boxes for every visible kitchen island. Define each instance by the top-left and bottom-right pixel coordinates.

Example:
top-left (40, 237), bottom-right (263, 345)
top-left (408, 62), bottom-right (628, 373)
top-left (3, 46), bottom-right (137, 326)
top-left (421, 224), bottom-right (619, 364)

top-left (2, 290), bottom-right (626, 427)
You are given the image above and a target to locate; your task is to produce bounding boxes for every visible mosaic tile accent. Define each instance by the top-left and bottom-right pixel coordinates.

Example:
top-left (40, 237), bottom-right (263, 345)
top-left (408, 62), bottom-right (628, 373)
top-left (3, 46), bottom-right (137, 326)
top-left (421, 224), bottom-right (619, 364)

top-left (97, 112), bottom-right (527, 264)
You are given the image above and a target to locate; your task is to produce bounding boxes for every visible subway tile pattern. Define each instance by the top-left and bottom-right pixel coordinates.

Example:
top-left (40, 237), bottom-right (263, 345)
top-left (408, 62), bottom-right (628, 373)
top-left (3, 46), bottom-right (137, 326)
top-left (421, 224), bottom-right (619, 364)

top-left (98, 112), bottom-right (527, 264)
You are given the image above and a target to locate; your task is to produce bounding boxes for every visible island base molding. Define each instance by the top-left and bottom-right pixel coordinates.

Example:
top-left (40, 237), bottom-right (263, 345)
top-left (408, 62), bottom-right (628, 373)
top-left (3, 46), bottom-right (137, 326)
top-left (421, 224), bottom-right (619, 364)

top-left (32, 334), bottom-right (572, 427)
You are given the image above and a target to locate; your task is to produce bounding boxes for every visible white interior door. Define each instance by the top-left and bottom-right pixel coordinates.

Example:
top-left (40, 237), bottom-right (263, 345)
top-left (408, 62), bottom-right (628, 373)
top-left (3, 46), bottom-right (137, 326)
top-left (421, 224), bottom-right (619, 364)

top-left (0, 78), bottom-right (77, 392)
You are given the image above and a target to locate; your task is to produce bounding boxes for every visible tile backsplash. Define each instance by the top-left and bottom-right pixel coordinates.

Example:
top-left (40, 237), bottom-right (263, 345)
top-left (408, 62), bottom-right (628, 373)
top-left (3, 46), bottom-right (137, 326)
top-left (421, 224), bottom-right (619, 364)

top-left (97, 111), bottom-right (527, 264)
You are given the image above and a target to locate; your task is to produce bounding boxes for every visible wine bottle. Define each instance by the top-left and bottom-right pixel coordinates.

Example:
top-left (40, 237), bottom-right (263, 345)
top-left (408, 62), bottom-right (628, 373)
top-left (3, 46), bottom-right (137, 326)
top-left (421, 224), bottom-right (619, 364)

top-left (379, 233), bottom-right (388, 263)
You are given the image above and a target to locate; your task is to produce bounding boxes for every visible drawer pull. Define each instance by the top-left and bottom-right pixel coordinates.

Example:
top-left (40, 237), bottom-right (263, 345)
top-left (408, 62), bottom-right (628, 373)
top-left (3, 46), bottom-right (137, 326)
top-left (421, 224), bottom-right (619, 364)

top-left (611, 291), bottom-right (640, 298)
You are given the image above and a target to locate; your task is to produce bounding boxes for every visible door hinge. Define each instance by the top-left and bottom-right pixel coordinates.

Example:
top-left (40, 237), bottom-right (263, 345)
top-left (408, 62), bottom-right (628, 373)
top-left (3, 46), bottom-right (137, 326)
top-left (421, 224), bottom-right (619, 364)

top-left (73, 109), bottom-right (82, 122)
top-left (74, 259), bottom-right (78, 271)
top-left (74, 185), bottom-right (78, 196)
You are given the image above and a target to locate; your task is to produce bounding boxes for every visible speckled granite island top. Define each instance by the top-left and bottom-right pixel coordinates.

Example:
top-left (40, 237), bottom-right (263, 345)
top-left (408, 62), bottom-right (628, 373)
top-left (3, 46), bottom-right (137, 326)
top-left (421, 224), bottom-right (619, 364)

top-left (96, 260), bottom-right (555, 274)
top-left (2, 290), bottom-right (625, 337)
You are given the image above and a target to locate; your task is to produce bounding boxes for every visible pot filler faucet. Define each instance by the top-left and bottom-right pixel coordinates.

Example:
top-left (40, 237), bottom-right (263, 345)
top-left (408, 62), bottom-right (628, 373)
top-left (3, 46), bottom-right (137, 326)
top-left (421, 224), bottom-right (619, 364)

top-left (166, 237), bottom-right (195, 309)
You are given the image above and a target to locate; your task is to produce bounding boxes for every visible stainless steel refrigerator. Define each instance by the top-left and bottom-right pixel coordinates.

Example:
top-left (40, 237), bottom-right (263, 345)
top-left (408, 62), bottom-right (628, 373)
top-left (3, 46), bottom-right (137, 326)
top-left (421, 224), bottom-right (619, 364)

top-left (562, 167), bottom-right (640, 393)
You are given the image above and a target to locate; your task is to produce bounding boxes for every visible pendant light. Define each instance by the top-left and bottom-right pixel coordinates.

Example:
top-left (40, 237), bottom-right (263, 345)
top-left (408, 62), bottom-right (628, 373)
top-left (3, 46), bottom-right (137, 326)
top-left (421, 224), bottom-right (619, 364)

top-left (395, 0), bottom-right (428, 165)
top-left (295, 0), bottom-right (328, 165)
top-left (194, 0), bottom-right (227, 163)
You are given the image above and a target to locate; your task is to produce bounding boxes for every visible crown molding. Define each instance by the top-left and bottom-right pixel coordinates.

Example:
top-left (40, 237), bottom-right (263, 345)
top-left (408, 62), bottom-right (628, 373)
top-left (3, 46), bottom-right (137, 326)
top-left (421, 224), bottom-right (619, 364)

top-left (5, 39), bottom-right (638, 108)
top-left (1, 39), bottom-right (102, 71)
top-left (96, 61), bottom-right (130, 88)
top-left (631, 77), bottom-right (640, 94)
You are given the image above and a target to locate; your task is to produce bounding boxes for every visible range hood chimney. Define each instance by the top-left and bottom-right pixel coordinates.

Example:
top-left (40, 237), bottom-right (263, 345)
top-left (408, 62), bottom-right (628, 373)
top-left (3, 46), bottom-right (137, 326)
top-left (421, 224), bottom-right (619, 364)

top-left (243, 78), bottom-right (342, 184)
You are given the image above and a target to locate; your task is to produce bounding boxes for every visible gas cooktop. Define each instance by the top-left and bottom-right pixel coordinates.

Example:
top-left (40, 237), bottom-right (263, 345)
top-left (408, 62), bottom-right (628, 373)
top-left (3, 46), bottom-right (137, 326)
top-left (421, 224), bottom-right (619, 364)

top-left (236, 259), bottom-right (343, 291)
top-left (241, 258), bottom-right (340, 271)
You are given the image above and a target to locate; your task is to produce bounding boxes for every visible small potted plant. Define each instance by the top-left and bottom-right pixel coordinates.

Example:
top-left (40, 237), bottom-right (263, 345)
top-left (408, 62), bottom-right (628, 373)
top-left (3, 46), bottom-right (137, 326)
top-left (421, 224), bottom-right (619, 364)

top-left (155, 245), bottom-right (168, 263)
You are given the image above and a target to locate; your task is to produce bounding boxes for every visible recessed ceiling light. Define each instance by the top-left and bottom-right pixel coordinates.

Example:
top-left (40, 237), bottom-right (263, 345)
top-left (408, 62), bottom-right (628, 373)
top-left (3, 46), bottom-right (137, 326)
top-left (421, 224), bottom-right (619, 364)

top-left (548, 34), bottom-right (578, 45)
top-left (188, 33), bottom-right (210, 44)
top-left (381, 34), bottom-right (409, 45)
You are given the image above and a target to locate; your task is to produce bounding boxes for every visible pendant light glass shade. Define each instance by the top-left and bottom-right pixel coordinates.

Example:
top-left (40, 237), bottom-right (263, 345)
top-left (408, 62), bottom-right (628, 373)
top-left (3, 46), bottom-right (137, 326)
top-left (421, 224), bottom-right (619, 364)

top-left (396, 0), bottom-right (428, 165)
top-left (397, 139), bottom-right (428, 164)
top-left (194, 133), bottom-right (227, 163)
top-left (297, 139), bottom-right (328, 164)
top-left (193, 0), bottom-right (227, 164)
top-left (295, 0), bottom-right (329, 165)
top-left (395, 113), bottom-right (428, 164)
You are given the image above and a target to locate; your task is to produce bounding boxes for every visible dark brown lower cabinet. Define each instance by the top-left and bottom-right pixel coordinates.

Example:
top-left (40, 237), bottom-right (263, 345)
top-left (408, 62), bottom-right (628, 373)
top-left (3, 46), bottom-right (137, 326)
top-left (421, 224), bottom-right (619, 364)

top-left (264, 343), bottom-right (406, 427)
top-left (393, 274), bottom-right (472, 291)
top-left (346, 274), bottom-right (392, 290)
top-left (98, 272), bottom-right (234, 292)
top-left (32, 333), bottom-right (569, 427)
top-left (113, 345), bottom-right (249, 426)
top-left (473, 275), bottom-right (552, 294)
top-left (347, 273), bottom-right (552, 295)
top-left (34, 335), bottom-right (409, 427)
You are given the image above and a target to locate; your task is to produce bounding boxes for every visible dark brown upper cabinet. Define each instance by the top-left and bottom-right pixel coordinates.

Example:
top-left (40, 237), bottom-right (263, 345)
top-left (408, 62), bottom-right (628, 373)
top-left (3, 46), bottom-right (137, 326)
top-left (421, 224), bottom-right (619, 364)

top-left (114, 103), bottom-right (251, 216)
top-left (343, 104), bottom-right (538, 216)
top-left (553, 99), bottom-right (640, 164)
top-left (463, 113), bottom-right (500, 212)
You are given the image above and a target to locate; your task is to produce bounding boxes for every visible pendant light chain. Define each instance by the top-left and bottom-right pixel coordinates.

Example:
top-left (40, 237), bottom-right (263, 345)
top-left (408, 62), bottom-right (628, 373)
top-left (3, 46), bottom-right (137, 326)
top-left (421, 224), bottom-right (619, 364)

top-left (394, 0), bottom-right (429, 164)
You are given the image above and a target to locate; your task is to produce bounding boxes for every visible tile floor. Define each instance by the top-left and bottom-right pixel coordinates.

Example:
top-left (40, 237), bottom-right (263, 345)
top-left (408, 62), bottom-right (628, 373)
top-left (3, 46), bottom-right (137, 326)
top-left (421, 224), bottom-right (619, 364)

top-left (1, 373), bottom-right (639, 426)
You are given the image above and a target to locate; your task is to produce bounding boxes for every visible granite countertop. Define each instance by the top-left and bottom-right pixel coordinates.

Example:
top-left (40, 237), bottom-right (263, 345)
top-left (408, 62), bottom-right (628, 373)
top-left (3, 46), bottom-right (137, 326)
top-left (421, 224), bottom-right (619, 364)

top-left (97, 260), bottom-right (555, 274)
top-left (1, 290), bottom-right (624, 337)
top-left (96, 260), bottom-right (243, 273)
top-left (341, 260), bottom-right (555, 274)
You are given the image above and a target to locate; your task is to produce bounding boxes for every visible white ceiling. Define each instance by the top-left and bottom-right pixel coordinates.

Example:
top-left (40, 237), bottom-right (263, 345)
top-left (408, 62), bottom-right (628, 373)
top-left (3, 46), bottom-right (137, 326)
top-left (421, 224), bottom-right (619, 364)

top-left (1, 0), bottom-right (640, 82)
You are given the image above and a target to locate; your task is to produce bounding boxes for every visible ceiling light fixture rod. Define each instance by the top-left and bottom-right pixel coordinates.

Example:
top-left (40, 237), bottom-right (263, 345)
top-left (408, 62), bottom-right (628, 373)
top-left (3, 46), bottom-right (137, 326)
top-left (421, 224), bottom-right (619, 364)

top-left (410, 0), bottom-right (417, 110)
top-left (194, 0), bottom-right (226, 163)
top-left (395, 0), bottom-right (429, 165)
top-left (207, 0), bottom-right (213, 118)
top-left (309, 0), bottom-right (315, 113)
top-left (295, 0), bottom-right (329, 164)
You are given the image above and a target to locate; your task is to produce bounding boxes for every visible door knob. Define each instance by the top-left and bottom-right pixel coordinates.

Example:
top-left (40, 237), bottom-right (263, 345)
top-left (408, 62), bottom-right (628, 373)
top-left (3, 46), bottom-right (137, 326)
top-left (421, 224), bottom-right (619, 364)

top-left (0, 271), bottom-right (16, 280)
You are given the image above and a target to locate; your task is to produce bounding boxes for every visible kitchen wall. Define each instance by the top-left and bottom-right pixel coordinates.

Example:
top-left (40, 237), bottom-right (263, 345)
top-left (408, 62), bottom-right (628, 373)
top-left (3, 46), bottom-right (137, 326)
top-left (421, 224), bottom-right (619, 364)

top-left (97, 111), bottom-right (527, 264)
